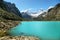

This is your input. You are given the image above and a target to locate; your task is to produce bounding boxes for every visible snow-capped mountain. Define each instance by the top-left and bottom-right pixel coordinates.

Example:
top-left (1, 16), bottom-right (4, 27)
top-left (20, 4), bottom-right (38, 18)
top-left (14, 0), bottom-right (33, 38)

top-left (30, 10), bottom-right (45, 18)
top-left (21, 12), bottom-right (32, 19)
top-left (21, 9), bottom-right (45, 19)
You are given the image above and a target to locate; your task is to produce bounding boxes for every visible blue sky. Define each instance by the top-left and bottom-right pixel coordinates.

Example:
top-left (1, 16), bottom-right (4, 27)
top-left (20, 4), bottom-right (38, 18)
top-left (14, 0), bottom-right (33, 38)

top-left (4, 0), bottom-right (60, 12)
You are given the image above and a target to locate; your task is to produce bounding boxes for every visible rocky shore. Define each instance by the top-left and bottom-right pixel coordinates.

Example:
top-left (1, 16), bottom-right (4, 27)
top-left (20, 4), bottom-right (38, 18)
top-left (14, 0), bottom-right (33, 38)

top-left (0, 36), bottom-right (40, 40)
top-left (0, 20), bottom-right (20, 36)
top-left (0, 20), bottom-right (20, 30)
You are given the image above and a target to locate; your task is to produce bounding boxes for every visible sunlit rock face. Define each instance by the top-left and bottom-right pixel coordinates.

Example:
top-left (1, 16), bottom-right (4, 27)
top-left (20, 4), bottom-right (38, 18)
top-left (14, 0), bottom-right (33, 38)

top-left (44, 3), bottom-right (60, 20)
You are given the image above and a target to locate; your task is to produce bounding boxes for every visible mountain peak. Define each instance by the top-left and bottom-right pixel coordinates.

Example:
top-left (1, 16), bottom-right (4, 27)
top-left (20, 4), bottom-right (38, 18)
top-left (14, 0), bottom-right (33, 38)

top-left (56, 3), bottom-right (60, 7)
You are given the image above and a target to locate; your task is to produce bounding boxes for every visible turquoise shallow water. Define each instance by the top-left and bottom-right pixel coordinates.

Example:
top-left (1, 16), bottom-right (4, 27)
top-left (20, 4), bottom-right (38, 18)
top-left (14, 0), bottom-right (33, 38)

top-left (9, 21), bottom-right (60, 40)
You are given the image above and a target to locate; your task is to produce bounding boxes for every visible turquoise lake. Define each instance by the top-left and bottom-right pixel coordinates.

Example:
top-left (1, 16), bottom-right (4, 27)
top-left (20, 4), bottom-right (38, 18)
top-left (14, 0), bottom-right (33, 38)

top-left (9, 21), bottom-right (60, 40)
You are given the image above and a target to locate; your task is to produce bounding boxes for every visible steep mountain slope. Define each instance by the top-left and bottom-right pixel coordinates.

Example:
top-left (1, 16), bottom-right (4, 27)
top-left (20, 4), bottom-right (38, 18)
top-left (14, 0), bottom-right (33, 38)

top-left (4, 1), bottom-right (22, 17)
top-left (0, 0), bottom-right (22, 21)
top-left (46, 3), bottom-right (60, 20)
top-left (0, 8), bottom-right (22, 21)
top-left (36, 3), bottom-right (60, 21)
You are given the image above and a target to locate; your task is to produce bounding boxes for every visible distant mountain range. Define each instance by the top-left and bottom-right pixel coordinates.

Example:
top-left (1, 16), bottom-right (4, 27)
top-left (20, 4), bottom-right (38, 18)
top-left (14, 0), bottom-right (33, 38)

top-left (21, 3), bottom-right (60, 21)
top-left (21, 9), bottom-right (45, 20)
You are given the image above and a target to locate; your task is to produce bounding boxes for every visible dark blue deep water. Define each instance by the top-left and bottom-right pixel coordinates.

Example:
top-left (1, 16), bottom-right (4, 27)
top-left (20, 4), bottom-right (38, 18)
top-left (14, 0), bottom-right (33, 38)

top-left (8, 21), bottom-right (60, 40)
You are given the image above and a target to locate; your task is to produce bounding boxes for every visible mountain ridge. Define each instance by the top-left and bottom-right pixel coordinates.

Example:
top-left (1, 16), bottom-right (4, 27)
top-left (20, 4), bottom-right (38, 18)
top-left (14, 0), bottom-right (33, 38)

top-left (0, 0), bottom-right (23, 21)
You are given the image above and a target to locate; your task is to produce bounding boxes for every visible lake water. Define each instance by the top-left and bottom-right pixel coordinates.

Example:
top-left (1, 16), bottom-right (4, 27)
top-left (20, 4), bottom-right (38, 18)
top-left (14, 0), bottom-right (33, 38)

top-left (8, 21), bottom-right (60, 40)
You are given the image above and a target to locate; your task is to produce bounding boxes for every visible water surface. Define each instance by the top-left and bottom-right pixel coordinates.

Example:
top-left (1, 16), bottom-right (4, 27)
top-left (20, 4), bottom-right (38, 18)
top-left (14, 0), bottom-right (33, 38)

top-left (9, 21), bottom-right (60, 40)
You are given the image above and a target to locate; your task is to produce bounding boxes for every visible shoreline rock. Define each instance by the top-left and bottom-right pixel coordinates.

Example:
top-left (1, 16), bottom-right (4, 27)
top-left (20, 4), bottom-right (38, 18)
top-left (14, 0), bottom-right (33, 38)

top-left (0, 20), bottom-right (20, 37)
top-left (0, 36), bottom-right (40, 40)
